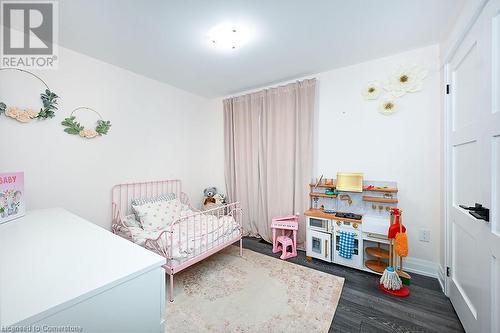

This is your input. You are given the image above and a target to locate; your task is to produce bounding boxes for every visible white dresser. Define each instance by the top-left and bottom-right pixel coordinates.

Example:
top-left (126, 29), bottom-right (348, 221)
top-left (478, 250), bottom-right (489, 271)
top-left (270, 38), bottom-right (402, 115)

top-left (0, 208), bottom-right (166, 333)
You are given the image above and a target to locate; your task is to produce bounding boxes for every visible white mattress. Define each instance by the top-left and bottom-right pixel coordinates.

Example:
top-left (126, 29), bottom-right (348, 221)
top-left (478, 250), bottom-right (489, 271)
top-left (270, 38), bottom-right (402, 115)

top-left (127, 210), bottom-right (240, 266)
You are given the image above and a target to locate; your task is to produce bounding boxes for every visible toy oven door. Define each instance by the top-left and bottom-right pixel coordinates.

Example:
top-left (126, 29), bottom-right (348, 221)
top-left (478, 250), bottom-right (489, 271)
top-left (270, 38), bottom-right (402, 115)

top-left (307, 229), bottom-right (332, 262)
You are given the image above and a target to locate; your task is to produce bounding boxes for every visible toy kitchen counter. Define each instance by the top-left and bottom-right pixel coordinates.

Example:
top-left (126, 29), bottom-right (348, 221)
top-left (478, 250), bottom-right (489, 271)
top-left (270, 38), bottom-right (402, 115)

top-left (305, 175), bottom-right (398, 275)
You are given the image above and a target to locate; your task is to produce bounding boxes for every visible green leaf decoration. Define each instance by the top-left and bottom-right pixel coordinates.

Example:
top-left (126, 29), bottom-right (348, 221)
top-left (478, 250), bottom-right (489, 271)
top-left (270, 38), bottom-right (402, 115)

top-left (38, 89), bottom-right (58, 119)
top-left (0, 69), bottom-right (58, 122)
top-left (95, 120), bottom-right (111, 135)
top-left (61, 116), bottom-right (84, 135)
top-left (61, 108), bottom-right (111, 139)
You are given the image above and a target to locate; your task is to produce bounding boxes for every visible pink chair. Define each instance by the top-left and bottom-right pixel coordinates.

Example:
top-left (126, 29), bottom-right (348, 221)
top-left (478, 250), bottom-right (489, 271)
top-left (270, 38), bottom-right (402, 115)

top-left (271, 215), bottom-right (299, 260)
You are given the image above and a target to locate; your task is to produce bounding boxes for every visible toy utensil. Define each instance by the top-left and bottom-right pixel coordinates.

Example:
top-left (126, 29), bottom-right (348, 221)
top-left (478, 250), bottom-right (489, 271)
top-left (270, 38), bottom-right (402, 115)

top-left (395, 212), bottom-right (411, 285)
top-left (398, 256), bottom-right (412, 286)
top-left (379, 208), bottom-right (410, 297)
top-left (380, 236), bottom-right (402, 290)
top-left (388, 208), bottom-right (406, 238)
top-left (388, 223), bottom-right (406, 238)
top-left (380, 212), bottom-right (402, 289)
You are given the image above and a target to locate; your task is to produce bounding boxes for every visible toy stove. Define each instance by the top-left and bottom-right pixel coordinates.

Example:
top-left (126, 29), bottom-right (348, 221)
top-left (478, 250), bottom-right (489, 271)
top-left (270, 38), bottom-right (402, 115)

top-left (321, 210), bottom-right (362, 220)
top-left (335, 212), bottom-right (362, 220)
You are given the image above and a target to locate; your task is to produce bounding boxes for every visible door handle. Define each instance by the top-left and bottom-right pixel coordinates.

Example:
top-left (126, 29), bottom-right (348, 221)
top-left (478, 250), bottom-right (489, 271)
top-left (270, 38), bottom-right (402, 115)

top-left (325, 240), bottom-right (328, 258)
top-left (459, 203), bottom-right (489, 222)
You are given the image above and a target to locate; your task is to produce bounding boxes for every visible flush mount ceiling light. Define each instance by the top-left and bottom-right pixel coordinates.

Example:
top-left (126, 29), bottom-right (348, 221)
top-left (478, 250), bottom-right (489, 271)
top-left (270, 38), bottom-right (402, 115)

top-left (208, 23), bottom-right (251, 51)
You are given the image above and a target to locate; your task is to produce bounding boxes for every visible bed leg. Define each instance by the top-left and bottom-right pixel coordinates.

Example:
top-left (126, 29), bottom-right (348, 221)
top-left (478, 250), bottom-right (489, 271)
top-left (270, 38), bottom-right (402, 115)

top-left (169, 274), bottom-right (174, 303)
top-left (239, 238), bottom-right (243, 257)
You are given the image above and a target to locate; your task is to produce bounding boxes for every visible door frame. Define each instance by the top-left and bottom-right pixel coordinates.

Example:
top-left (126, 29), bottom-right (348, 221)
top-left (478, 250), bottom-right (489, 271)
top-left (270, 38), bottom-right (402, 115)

top-left (443, 0), bottom-right (490, 296)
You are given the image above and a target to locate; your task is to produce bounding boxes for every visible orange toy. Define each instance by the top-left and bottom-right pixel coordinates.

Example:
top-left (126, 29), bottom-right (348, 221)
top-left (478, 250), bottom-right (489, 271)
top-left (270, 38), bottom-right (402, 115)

top-left (395, 224), bottom-right (408, 257)
top-left (389, 208), bottom-right (408, 257)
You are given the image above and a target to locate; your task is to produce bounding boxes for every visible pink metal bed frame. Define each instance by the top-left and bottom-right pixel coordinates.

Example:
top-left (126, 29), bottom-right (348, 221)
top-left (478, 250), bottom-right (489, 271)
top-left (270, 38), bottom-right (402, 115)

top-left (111, 179), bottom-right (242, 302)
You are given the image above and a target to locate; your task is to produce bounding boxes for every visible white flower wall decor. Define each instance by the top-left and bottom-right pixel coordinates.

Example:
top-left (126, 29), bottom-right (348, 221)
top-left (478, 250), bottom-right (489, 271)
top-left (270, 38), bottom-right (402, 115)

top-left (379, 97), bottom-right (398, 115)
top-left (362, 81), bottom-right (382, 100)
top-left (362, 63), bottom-right (427, 115)
top-left (384, 63), bottom-right (428, 97)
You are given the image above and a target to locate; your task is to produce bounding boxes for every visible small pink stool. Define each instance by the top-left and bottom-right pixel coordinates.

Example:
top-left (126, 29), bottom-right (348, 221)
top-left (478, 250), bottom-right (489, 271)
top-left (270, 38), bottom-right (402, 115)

top-left (271, 215), bottom-right (299, 260)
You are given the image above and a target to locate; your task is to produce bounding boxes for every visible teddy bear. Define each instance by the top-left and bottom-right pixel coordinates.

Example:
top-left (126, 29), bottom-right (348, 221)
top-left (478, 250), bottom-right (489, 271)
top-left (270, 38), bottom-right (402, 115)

top-left (203, 187), bottom-right (217, 206)
top-left (202, 187), bottom-right (227, 210)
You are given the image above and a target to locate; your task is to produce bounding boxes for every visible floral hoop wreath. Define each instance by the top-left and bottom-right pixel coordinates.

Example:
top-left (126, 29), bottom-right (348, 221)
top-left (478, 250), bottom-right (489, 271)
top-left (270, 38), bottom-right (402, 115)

top-left (62, 107), bottom-right (111, 139)
top-left (0, 68), bottom-right (58, 122)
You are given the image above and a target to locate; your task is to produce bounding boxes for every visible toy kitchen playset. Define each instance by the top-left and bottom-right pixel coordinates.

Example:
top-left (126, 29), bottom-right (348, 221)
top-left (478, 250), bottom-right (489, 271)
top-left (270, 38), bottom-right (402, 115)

top-left (305, 172), bottom-right (400, 275)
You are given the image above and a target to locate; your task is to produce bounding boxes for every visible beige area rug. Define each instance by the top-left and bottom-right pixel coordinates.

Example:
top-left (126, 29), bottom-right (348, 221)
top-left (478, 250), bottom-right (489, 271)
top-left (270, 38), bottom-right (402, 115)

top-left (166, 246), bottom-right (344, 332)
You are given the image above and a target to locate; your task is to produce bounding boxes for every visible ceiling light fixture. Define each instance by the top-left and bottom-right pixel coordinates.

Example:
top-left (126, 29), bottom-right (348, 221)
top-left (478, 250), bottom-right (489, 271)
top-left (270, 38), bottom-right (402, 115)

top-left (208, 23), bottom-right (251, 51)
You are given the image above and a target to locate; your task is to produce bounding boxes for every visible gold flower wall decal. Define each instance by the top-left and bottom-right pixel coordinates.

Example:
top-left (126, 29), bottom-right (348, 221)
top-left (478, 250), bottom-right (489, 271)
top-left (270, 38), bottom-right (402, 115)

top-left (384, 63), bottom-right (428, 97)
top-left (362, 81), bottom-right (382, 100)
top-left (379, 97), bottom-right (398, 115)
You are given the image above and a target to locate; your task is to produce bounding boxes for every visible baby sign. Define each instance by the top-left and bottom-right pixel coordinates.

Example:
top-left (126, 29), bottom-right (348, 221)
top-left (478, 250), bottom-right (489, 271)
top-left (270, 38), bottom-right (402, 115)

top-left (0, 172), bottom-right (25, 224)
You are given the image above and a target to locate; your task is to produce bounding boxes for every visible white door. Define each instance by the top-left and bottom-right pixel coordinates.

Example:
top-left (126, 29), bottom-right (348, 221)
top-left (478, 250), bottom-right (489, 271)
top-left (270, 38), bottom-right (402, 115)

top-left (446, 0), bottom-right (500, 332)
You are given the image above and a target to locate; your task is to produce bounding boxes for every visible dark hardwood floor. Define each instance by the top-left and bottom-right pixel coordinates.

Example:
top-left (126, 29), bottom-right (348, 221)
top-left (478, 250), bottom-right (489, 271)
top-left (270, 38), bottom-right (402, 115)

top-left (240, 237), bottom-right (464, 333)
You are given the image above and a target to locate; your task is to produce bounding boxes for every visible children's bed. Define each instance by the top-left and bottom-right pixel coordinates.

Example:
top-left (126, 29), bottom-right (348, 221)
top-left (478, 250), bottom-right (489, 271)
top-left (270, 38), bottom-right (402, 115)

top-left (111, 180), bottom-right (242, 302)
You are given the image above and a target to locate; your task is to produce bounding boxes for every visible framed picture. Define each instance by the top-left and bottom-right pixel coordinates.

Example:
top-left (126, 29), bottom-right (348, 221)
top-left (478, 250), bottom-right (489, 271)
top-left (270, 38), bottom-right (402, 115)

top-left (0, 172), bottom-right (25, 224)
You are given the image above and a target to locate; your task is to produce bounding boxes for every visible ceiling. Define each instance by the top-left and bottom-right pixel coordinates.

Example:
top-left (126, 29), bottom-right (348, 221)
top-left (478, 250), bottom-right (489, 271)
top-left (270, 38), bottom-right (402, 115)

top-left (59, 0), bottom-right (464, 98)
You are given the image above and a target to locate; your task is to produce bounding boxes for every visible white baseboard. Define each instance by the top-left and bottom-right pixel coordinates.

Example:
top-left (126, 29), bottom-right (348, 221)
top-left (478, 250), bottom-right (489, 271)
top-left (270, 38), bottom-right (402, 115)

top-left (437, 265), bottom-right (446, 293)
top-left (402, 256), bottom-right (439, 278)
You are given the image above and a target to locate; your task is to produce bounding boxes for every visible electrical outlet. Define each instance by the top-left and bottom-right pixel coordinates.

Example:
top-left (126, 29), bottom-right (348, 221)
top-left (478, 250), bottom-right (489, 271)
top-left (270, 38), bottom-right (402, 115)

top-left (419, 229), bottom-right (431, 242)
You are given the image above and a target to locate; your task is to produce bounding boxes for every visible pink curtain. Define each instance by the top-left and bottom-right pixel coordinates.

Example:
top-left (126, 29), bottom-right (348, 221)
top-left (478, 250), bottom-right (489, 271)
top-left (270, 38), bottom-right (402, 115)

top-left (223, 79), bottom-right (316, 246)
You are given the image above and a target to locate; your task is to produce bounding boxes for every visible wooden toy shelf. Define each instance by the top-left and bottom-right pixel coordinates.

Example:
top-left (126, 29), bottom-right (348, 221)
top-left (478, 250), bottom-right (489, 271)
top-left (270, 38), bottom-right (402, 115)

top-left (311, 184), bottom-right (398, 193)
top-left (309, 183), bottom-right (336, 188)
top-left (365, 259), bottom-right (388, 273)
top-left (362, 196), bottom-right (398, 204)
top-left (365, 244), bottom-right (390, 273)
top-left (309, 192), bottom-right (337, 198)
top-left (363, 186), bottom-right (398, 193)
top-left (365, 246), bottom-right (390, 259)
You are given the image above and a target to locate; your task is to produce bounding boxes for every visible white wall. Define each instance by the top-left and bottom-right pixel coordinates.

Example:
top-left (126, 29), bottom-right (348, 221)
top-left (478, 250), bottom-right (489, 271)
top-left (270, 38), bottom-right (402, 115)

top-left (0, 44), bottom-right (443, 273)
top-left (316, 45), bottom-right (441, 269)
top-left (0, 47), bottom-right (220, 229)
top-left (211, 44), bottom-right (442, 273)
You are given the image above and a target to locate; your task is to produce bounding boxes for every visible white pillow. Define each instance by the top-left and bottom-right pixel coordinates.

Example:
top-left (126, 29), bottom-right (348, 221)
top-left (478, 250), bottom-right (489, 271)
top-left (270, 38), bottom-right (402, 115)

top-left (133, 198), bottom-right (183, 231)
top-left (131, 193), bottom-right (176, 220)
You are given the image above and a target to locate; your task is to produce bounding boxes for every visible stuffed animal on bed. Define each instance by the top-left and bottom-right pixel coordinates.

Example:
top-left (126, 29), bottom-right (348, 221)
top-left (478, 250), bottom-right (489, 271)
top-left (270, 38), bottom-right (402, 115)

top-left (203, 187), bottom-right (217, 205)
top-left (202, 187), bottom-right (227, 210)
